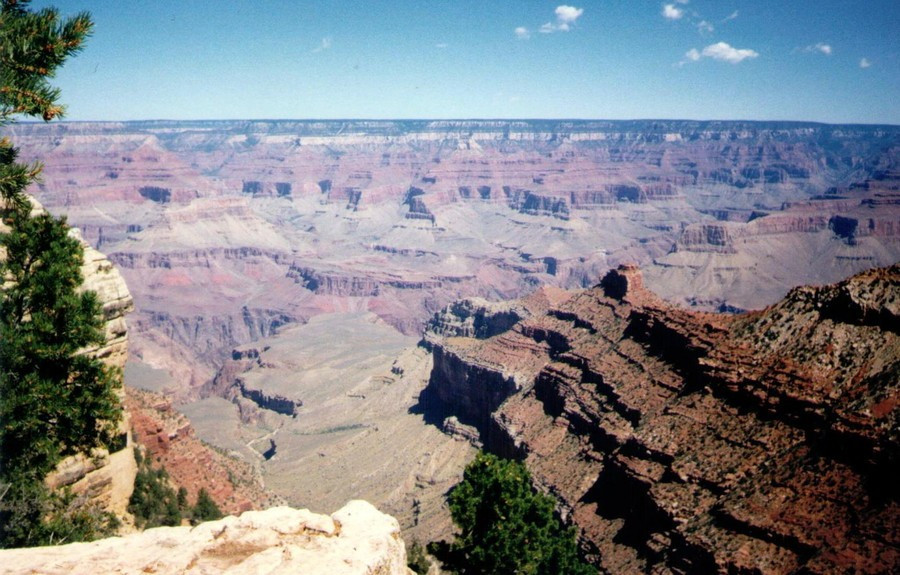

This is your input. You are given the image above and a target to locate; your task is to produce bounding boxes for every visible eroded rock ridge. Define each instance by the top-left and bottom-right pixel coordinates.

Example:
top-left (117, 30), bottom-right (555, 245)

top-left (423, 264), bottom-right (899, 574)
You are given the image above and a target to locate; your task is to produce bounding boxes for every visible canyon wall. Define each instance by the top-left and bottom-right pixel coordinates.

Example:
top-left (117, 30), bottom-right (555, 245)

top-left (423, 264), bottom-right (899, 574)
top-left (0, 501), bottom-right (412, 575)
top-left (6, 120), bottom-right (898, 399)
top-left (192, 313), bottom-right (476, 545)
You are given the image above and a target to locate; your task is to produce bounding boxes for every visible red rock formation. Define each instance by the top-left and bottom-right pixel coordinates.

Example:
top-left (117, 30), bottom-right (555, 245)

top-left (126, 387), bottom-right (275, 514)
top-left (424, 264), bottom-right (899, 574)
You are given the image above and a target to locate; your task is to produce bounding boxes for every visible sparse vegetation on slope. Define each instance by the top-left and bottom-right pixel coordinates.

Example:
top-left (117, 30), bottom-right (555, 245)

top-left (406, 540), bottom-right (432, 574)
top-left (128, 448), bottom-right (182, 528)
top-left (191, 488), bottom-right (223, 524)
top-left (128, 448), bottom-right (223, 528)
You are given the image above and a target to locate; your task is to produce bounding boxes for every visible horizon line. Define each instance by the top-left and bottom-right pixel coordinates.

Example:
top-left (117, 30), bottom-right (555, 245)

top-left (14, 117), bottom-right (900, 129)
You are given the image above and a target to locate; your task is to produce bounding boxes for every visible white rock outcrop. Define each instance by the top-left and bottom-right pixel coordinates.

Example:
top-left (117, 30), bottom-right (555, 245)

top-left (0, 501), bottom-right (413, 575)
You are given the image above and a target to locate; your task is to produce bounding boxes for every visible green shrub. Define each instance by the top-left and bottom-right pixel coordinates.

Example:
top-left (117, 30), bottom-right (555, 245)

top-left (190, 488), bottom-right (222, 524)
top-left (128, 451), bottom-right (182, 528)
top-left (177, 486), bottom-right (188, 510)
top-left (0, 479), bottom-right (119, 547)
top-left (443, 452), bottom-right (594, 575)
top-left (407, 540), bottom-right (432, 574)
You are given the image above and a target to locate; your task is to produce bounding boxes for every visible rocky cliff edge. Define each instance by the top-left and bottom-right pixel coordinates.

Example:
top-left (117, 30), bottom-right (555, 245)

top-left (0, 500), bottom-right (412, 575)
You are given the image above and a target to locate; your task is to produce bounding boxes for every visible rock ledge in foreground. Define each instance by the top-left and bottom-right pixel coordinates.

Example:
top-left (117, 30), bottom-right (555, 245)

top-left (0, 500), bottom-right (412, 575)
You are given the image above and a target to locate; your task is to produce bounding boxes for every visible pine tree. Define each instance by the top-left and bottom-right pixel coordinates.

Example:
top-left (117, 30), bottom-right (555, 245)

top-left (0, 1), bottom-right (92, 123)
top-left (191, 488), bottom-right (223, 524)
top-left (445, 452), bottom-right (595, 575)
top-left (1, 0), bottom-right (92, 208)
top-left (0, 1), bottom-right (122, 548)
top-left (0, 209), bottom-right (121, 483)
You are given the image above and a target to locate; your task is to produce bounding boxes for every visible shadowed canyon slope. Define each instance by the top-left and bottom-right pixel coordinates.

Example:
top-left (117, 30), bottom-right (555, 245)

top-left (7, 120), bottom-right (900, 393)
top-left (422, 264), bottom-right (899, 573)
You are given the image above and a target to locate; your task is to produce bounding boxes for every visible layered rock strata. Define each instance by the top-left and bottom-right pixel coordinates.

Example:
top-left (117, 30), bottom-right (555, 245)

top-left (423, 264), bottom-right (899, 574)
top-left (7, 120), bottom-right (899, 401)
top-left (0, 501), bottom-right (412, 575)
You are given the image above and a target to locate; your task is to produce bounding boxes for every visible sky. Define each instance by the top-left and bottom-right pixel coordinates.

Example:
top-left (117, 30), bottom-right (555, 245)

top-left (31, 1), bottom-right (900, 124)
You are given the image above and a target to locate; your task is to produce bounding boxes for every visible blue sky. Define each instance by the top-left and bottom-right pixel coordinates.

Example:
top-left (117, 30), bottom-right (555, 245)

top-left (32, 1), bottom-right (900, 124)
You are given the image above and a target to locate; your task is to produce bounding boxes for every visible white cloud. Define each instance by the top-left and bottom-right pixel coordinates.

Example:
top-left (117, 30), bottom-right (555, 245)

top-left (514, 27), bottom-right (530, 40)
top-left (663, 4), bottom-right (684, 20)
top-left (537, 5), bottom-right (583, 33)
top-left (683, 42), bottom-right (758, 65)
top-left (724, 10), bottom-right (738, 22)
top-left (702, 42), bottom-right (758, 63)
top-left (435, 42), bottom-right (449, 49)
top-left (860, 57), bottom-right (872, 68)
top-left (804, 42), bottom-right (832, 55)
top-left (555, 5), bottom-right (584, 25)
top-left (312, 37), bottom-right (331, 53)
top-left (697, 20), bottom-right (714, 34)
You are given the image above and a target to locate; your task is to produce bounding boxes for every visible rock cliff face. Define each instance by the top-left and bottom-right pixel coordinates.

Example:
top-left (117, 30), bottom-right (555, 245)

top-left (423, 264), bottom-right (899, 574)
top-left (0, 501), bottom-right (412, 575)
top-left (62, 231), bottom-right (137, 518)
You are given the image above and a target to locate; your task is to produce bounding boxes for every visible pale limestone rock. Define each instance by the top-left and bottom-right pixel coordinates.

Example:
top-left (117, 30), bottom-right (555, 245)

top-left (0, 501), bottom-right (413, 575)
top-left (79, 239), bottom-right (134, 371)
top-left (44, 445), bottom-right (137, 518)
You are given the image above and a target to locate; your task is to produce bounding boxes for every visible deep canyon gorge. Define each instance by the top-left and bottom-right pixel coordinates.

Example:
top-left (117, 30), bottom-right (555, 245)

top-left (7, 119), bottom-right (899, 571)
